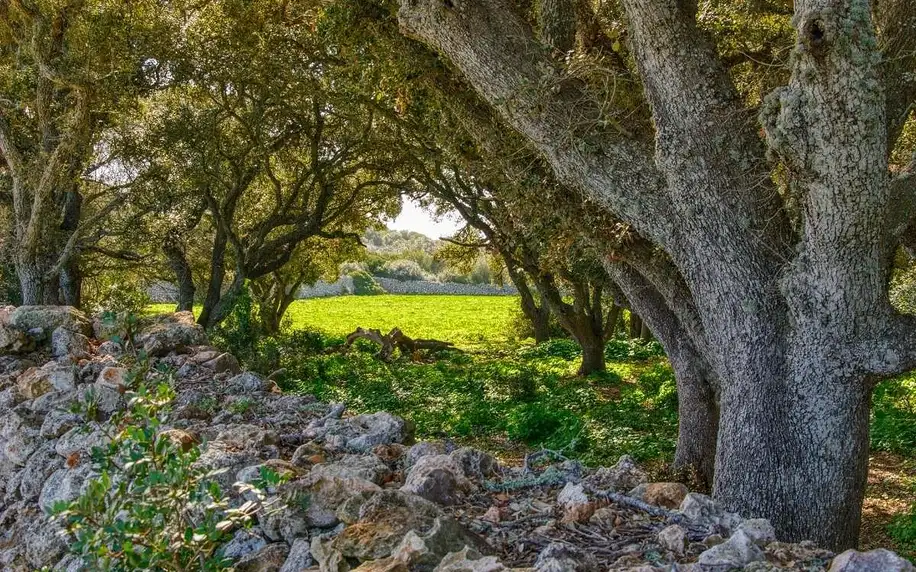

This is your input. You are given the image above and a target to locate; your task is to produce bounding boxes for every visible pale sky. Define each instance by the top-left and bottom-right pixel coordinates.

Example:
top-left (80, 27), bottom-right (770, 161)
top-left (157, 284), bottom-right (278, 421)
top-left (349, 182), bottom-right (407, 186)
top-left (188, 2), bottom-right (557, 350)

top-left (386, 198), bottom-right (463, 239)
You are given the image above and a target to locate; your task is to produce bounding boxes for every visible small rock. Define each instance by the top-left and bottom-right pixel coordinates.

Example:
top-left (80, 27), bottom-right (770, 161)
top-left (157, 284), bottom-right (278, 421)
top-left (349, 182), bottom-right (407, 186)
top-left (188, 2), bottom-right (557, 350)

top-left (698, 528), bottom-right (765, 568)
top-left (38, 464), bottom-right (95, 513)
top-left (279, 538), bottom-right (314, 572)
top-left (40, 408), bottom-right (83, 440)
top-left (228, 372), bottom-right (271, 394)
top-left (640, 482), bottom-right (688, 509)
top-left (657, 524), bottom-right (687, 555)
top-left (19, 441), bottom-right (62, 501)
top-left (406, 442), bottom-right (445, 468)
top-left (136, 311), bottom-right (208, 356)
top-left (96, 340), bottom-right (123, 357)
top-left (55, 426), bottom-right (109, 459)
top-left (583, 455), bottom-right (647, 492)
top-left (400, 454), bottom-right (473, 505)
top-left (434, 547), bottom-right (505, 571)
top-left (235, 543), bottom-right (290, 572)
top-left (534, 542), bottom-right (599, 571)
top-left (557, 482), bottom-right (589, 509)
top-left (220, 528), bottom-right (268, 560)
top-left (829, 548), bottom-right (914, 571)
top-left (51, 327), bottom-right (90, 360)
top-left (737, 518), bottom-right (776, 546)
top-left (203, 352), bottom-right (241, 374)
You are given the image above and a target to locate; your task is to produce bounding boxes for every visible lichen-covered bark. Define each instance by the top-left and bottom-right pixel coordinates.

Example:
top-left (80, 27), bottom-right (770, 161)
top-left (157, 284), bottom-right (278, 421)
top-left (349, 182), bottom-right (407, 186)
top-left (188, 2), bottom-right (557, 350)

top-left (398, 0), bottom-right (916, 549)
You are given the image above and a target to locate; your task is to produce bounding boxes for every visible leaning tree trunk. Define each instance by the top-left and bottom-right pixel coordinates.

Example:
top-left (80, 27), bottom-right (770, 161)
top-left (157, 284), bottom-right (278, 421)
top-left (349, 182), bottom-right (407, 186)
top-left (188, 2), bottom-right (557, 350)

top-left (608, 259), bottom-right (719, 487)
top-left (398, 0), bottom-right (908, 550)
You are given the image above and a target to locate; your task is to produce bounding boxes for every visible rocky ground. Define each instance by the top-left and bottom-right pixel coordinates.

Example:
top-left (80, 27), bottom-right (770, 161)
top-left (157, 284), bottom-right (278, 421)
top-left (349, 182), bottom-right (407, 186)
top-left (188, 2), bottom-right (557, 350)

top-left (0, 306), bottom-right (913, 571)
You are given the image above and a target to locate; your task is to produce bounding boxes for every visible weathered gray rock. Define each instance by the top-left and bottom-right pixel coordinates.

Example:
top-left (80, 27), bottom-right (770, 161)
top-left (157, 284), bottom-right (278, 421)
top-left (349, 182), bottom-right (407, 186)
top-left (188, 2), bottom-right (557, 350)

top-left (828, 548), bottom-right (915, 571)
top-left (38, 464), bottom-right (96, 513)
top-left (40, 409), bottom-right (82, 439)
top-left (215, 424), bottom-right (278, 449)
top-left (221, 528), bottom-right (269, 560)
top-left (311, 454), bottom-right (391, 485)
top-left (0, 409), bottom-right (42, 466)
top-left (55, 426), bottom-right (109, 459)
top-left (697, 528), bottom-right (765, 568)
top-left (557, 482), bottom-right (589, 509)
top-left (8, 306), bottom-right (92, 340)
top-left (449, 447), bottom-right (499, 482)
top-left (657, 524), bottom-right (687, 555)
top-left (16, 365), bottom-right (77, 400)
top-left (678, 493), bottom-right (743, 533)
top-left (96, 340), bottom-right (123, 357)
top-left (228, 372), bottom-right (271, 393)
top-left (407, 442), bottom-right (446, 468)
top-left (51, 327), bottom-right (91, 360)
top-left (582, 455), bottom-right (647, 492)
top-left (235, 542), bottom-right (291, 572)
top-left (279, 538), bottom-right (314, 572)
top-left (19, 441), bottom-right (62, 501)
top-left (21, 512), bottom-right (69, 568)
top-left (136, 311), bottom-right (208, 356)
top-left (434, 547), bottom-right (506, 572)
top-left (0, 306), bottom-right (34, 353)
top-left (390, 517), bottom-right (493, 570)
top-left (204, 352), bottom-right (242, 375)
top-left (401, 454), bottom-right (473, 506)
top-left (534, 542), bottom-right (599, 571)
top-left (737, 518), bottom-right (776, 546)
top-left (306, 411), bottom-right (410, 453)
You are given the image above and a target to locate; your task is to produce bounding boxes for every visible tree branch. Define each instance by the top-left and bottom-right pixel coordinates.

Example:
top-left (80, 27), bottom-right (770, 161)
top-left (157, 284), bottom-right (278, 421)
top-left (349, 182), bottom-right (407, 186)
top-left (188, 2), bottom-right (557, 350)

top-left (397, 0), bottom-right (673, 248)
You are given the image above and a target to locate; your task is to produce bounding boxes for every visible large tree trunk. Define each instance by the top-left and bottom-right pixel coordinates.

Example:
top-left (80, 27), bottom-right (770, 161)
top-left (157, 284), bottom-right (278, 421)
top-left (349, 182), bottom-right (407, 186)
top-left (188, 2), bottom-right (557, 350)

top-left (15, 257), bottom-right (48, 306)
top-left (398, 0), bottom-right (913, 550)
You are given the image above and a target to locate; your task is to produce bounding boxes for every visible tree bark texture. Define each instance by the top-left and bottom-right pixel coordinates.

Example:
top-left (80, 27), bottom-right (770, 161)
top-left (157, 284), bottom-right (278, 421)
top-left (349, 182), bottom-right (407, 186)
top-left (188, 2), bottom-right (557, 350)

top-left (398, 0), bottom-right (911, 549)
top-left (163, 235), bottom-right (196, 313)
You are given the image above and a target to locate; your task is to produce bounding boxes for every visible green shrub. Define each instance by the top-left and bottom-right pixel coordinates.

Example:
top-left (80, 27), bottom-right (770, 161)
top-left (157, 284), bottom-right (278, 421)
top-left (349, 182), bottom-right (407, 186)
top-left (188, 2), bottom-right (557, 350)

top-left (871, 374), bottom-right (916, 457)
top-left (377, 259), bottom-right (430, 281)
top-left (209, 284), bottom-right (282, 373)
top-left (506, 402), bottom-right (581, 447)
top-left (87, 278), bottom-right (152, 316)
top-left (349, 270), bottom-right (385, 295)
top-left (889, 503), bottom-right (916, 561)
top-left (518, 338), bottom-right (581, 360)
top-left (605, 338), bottom-right (666, 361)
top-left (52, 361), bottom-right (274, 570)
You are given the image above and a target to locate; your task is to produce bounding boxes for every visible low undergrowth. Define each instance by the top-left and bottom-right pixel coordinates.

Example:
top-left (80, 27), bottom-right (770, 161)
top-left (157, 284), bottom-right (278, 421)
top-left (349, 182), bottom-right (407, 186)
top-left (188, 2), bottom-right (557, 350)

top-left (230, 327), bottom-right (677, 467)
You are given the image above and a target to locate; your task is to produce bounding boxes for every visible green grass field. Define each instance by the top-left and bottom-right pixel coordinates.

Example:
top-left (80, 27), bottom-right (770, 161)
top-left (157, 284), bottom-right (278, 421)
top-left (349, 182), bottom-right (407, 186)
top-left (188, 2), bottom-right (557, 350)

top-left (284, 295), bottom-right (520, 349)
top-left (152, 294), bottom-right (522, 350)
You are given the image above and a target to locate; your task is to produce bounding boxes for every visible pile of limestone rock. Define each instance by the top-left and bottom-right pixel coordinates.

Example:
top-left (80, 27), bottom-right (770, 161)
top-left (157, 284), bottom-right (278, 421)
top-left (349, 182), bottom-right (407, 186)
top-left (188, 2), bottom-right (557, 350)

top-left (0, 306), bottom-right (912, 572)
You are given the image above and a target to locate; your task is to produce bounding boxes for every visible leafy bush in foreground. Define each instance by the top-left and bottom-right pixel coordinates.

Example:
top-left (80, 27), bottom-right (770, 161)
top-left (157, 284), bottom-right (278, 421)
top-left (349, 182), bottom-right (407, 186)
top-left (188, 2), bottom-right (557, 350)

top-left (52, 361), bottom-right (269, 571)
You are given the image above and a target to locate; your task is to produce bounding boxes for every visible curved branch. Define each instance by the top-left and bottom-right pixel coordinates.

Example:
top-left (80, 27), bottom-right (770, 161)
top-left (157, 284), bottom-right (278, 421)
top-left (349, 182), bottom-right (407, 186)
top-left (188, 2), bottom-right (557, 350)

top-left (398, 0), bottom-right (673, 248)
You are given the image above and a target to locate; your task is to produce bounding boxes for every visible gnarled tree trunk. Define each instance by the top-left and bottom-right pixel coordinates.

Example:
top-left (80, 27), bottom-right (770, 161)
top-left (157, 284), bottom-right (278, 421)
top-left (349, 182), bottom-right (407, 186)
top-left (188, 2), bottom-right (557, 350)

top-left (397, 0), bottom-right (915, 549)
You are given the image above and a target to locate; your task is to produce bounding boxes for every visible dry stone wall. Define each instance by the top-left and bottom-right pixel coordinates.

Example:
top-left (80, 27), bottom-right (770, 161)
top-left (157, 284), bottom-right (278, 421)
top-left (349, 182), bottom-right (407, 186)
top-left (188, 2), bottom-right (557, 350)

top-left (0, 306), bottom-right (911, 571)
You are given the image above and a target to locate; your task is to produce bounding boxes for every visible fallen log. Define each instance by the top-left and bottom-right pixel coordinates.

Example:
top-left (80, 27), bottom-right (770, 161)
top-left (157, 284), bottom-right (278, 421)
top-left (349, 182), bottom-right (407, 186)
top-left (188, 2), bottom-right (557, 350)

top-left (344, 326), bottom-right (458, 361)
